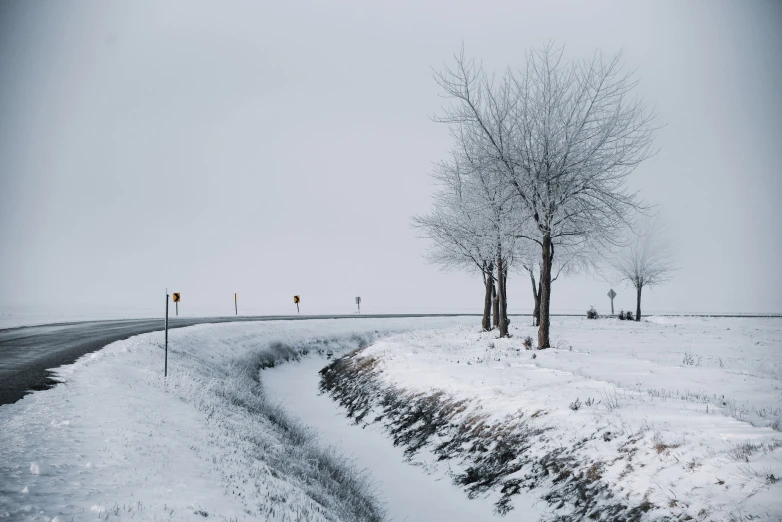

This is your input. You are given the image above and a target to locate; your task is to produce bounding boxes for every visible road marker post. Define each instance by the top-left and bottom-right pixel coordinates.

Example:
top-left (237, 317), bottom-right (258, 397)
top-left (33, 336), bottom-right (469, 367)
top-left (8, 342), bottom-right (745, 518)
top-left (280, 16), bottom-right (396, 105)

top-left (173, 292), bottom-right (180, 316)
top-left (165, 290), bottom-right (169, 378)
top-left (356, 296), bottom-right (361, 314)
top-left (293, 295), bottom-right (300, 314)
top-left (607, 289), bottom-right (617, 315)
top-left (234, 293), bottom-right (238, 316)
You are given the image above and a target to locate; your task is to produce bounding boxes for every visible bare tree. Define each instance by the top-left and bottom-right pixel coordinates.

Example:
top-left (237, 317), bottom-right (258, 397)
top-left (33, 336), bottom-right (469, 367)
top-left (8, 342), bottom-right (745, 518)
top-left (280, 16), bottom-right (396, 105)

top-left (435, 45), bottom-right (657, 347)
top-left (412, 152), bottom-right (503, 332)
top-left (413, 206), bottom-right (495, 331)
top-left (414, 125), bottom-right (517, 336)
top-left (611, 218), bottom-right (674, 321)
top-left (459, 139), bottom-right (517, 338)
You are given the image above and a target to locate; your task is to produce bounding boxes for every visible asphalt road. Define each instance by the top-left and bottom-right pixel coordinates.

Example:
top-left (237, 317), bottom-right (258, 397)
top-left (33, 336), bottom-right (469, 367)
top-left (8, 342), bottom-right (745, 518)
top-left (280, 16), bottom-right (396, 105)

top-left (0, 314), bottom-right (478, 406)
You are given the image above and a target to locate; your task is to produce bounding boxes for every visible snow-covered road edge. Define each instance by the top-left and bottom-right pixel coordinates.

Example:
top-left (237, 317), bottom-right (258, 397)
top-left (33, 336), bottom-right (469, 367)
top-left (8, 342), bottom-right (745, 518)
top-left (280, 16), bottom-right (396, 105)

top-left (0, 318), bottom-right (468, 521)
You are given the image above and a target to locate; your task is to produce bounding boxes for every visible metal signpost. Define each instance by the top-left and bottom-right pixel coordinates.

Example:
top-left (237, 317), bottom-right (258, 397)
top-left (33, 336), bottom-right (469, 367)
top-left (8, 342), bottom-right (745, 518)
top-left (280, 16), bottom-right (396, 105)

top-left (607, 289), bottom-right (617, 315)
top-left (164, 290), bottom-right (169, 377)
top-left (293, 295), bottom-right (300, 314)
top-left (355, 296), bottom-right (361, 314)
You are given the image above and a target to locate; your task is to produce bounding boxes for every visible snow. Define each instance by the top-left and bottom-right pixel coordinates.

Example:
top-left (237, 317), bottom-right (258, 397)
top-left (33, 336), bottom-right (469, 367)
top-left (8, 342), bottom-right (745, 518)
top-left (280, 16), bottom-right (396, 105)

top-left (348, 316), bottom-right (782, 519)
top-left (2, 315), bottom-right (780, 521)
top-left (0, 317), bottom-right (468, 521)
top-left (263, 356), bottom-right (545, 521)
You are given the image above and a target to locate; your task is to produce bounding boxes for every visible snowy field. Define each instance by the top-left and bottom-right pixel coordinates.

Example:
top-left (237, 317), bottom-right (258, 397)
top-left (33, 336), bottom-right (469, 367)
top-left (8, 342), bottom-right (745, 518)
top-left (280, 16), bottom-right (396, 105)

top-left (321, 316), bottom-right (782, 520)
top-left (0, 317), bottom-right (466, 521)
top-left (2, 316), bottom-right (780, 521)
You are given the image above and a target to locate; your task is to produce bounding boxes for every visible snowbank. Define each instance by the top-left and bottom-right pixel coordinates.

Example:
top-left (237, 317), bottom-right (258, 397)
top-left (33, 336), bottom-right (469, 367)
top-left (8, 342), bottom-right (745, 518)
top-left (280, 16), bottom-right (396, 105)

top-left (0, 317), bottom-right (467, 521)
top-left (320, 316), bottom-right (782, 520)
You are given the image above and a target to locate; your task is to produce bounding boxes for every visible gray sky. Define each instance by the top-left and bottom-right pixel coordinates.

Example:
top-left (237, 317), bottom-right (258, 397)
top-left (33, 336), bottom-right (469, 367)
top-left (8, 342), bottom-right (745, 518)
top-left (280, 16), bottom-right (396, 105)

top-left (1, 0), bottom-right (780, 317)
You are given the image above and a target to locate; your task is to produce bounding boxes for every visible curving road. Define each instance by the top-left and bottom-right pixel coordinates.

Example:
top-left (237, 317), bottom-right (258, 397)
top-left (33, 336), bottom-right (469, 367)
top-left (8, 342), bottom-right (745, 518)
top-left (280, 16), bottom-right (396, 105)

top-left (0, 314), bottom-right (478, 406)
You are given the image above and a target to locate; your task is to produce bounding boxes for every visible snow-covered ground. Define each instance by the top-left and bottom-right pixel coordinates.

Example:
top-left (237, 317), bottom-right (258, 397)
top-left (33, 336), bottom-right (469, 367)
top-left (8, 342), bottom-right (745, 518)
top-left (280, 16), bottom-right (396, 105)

top-left (322, 316), bottom-right (782, 520)
top-left (0, 317), bottom-right (468, 521)
top-left (263, 356), bottom-right (544, 521)
top-left (2, 316), bottom-right (780, 521)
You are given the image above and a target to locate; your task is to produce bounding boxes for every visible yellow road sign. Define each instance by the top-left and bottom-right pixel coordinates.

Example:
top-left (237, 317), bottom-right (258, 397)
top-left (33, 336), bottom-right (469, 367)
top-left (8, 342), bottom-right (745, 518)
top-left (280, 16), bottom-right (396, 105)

top-left (173, 293), bottom-right (181, 302)
top-left (293, 295), bottom-right (300, 304)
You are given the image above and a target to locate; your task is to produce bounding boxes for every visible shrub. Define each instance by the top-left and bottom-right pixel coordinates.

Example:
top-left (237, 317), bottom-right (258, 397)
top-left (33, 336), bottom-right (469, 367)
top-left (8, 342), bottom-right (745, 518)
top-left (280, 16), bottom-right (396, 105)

top-left (617, 310), bottom-right (625, 320)
top-left (586, 306), bottom-right (599, 319)
top-left (624, 311), bottom-right (634, 321)
top-left (569, 398), bottom-right (582, 411)
top-left (523, 336), bottom-right (533, 350)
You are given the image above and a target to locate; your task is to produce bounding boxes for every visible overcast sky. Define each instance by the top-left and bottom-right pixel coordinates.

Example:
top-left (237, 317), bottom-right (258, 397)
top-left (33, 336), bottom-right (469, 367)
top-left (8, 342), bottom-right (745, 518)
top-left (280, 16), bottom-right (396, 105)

top-left (1, 0), bottom-right (780, 318)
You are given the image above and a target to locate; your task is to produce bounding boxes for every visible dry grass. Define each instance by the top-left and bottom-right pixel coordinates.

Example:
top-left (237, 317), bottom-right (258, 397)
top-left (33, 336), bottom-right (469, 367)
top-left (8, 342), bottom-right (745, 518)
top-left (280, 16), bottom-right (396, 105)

top-left (652, 433), bottom-right (682, 454)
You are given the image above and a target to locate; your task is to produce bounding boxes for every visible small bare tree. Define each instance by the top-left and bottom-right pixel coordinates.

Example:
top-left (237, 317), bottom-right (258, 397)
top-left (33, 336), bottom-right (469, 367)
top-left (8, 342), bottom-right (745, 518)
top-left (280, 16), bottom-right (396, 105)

top-left (611, 218), bottom-right (674, 321)
top-left (412, 149), bottom-right (513, 333)
top-left (435, 44), bottom-right (658, 347)
top-left (412, 196), bottom-right (495, 331)
top-left (458, 134), bottom-right (517, 337)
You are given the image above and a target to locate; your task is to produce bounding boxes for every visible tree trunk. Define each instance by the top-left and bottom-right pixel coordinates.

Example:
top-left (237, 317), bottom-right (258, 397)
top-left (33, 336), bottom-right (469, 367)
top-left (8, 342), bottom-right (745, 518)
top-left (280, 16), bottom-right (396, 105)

top-left (492, 279), bottom-right (499, 328)
top-left (482, 264), bottom-right (493, 331)
top-left (536, 281), bottom-right (542, 326)
top-left (636, 284), bottom-right (642, 322)
top-left (538, 234), bottom-right (552, 348)
top-left (530, 272), bottom-right (541, 327)
top-left (502, 265), bottom-right (510, 329)
top-left (497, 256), bottom-right (508, 337)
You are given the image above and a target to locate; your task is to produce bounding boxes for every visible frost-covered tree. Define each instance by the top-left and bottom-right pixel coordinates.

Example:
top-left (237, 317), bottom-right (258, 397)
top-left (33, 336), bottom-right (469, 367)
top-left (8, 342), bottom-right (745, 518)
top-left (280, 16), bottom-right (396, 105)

top-left (413, 139), bottom-right (516, 336)
top-left (435, 45), bottom-right (657, 347)
top-left (611, 218), bottom-right (674, 321)
top-left (456, 134), bottom-right (517, 337)
top-left (411, 160), bottom-right (492, 331)
top-left (413, 207), bottom-right (496, 331)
